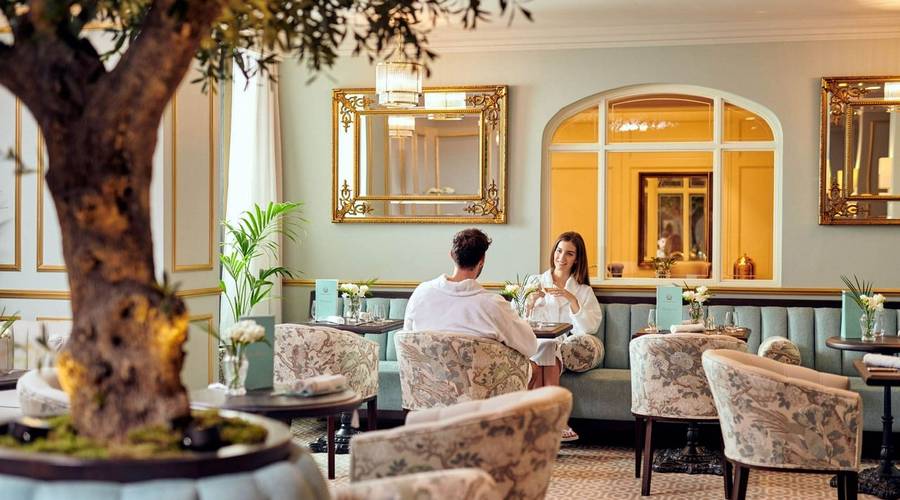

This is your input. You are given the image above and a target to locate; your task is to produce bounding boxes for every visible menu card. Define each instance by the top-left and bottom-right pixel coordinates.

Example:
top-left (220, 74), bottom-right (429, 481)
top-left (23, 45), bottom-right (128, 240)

top-left (840, 290), bottom-right (864, 339)
top-left (656, 285), bottom-right (683, 332)
top-left (315, 279), bottom-right (339, 321)
top-left (242, 315), bottom-right (274, 390)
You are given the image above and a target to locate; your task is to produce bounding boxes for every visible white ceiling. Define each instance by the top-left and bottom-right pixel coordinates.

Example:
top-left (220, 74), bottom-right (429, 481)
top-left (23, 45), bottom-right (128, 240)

top-left (422, 0), bottom-right (900, 52)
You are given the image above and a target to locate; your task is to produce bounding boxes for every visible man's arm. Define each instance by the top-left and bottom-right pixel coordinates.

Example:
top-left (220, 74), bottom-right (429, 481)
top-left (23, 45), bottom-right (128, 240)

top-left (492, 296), bottom-right (537, 357)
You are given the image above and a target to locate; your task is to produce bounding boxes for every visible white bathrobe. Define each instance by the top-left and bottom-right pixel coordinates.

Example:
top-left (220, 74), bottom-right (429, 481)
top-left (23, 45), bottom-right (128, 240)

top-left (528, 270), bottom-right (603, 366)
top-left (403, 275), bottom-right (538, 358)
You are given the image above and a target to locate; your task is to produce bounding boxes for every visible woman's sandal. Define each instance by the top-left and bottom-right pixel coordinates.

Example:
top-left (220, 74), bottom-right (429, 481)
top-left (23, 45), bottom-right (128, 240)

top-left (561, 426), bottom-right (579, 442)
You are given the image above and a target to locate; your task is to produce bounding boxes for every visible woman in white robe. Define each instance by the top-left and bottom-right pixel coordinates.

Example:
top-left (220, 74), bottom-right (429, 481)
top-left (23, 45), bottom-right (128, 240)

top-left (527, 231), bottom-right (602, 441)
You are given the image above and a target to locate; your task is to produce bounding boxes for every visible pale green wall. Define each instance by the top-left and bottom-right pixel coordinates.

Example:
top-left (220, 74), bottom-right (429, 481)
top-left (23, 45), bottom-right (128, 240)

top-left (278, 38), bottom-right (900, 319)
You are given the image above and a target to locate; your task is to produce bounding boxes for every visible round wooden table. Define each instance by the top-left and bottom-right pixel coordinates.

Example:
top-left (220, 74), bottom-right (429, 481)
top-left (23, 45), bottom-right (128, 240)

top-left (826, 336), bottom-right (900, 499)
top-left (191, 388), bottom-right (362, 480)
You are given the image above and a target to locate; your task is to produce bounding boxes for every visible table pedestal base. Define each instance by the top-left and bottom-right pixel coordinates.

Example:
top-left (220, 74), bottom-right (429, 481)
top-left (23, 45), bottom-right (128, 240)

top-left (652, 446), bottom-right (723, 475)
top-left (830, 466), bottom-right (900, 499)
top-left (309, 412), bottom-right (355, 455)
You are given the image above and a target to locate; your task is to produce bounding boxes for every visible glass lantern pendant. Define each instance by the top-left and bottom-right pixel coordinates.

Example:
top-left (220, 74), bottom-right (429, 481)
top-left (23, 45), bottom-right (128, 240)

top-left (376, 60), bottom-right (423, 108)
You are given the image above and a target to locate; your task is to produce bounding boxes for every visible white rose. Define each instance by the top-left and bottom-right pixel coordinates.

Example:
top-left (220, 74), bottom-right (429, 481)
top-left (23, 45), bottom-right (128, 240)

top-left (656, 249), bottom-right (666, 258)
top-left (359, 285), bottom-right (369, 295)
top-left (228, 320), bottom-right (265, 345)
top-left (342, 292), bottom-right (349, 299)
top-left (682, 291), bottom-right (693, 301)
top-left (697, 286), bottom-right (708, 294)
top-left (657, 238), bottom-right (667, 250)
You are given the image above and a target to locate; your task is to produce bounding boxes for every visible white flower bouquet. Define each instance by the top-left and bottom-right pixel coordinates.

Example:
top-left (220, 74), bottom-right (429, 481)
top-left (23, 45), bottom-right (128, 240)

top-left (651, 238), bottom-right (677, 278)
top-left (339, 278), bottom-right (377, 321)
top-left (842, 275), bottom-right (886, 341)
top-left (682, 284), bottom-right (712, 324)
top-left (500, 275), bottom-right (540, 319)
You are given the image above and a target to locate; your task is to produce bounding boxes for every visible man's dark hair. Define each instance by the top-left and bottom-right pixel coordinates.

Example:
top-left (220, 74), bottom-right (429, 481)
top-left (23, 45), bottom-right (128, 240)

top-left (451, 228), bottom-right (492, 268)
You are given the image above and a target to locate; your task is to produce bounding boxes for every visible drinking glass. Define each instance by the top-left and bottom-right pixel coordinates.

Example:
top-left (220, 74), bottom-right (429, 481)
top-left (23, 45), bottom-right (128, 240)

top-left (372, 304), bottom-right (385, 323)
top-left (874, 312), bottom-right (885, 339)
top-left (705, 315), bottom-right (718, 332)
top-left (310, 300), bottom-right (318, 322)
top-left (647, 309), bottom-right (657, 333)
top-left (724, 311), bottom-right (735, 332)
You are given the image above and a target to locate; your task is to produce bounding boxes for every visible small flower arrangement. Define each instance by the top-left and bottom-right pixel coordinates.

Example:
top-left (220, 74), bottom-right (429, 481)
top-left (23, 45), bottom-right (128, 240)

top-left (842, 275), bottom-right (885, 341)
top-left (682, 284), bottom-right (712, 324)
top-left (339, 279), bottom-right (377, 321)
top-left (500, 275), bottom-right (540, 319)
top-left (224, 320), bottom-right (267, 356)
top-left (652, 238), bottom-right (676, 278)
top-left (211, 319), bottom-right (269, 395)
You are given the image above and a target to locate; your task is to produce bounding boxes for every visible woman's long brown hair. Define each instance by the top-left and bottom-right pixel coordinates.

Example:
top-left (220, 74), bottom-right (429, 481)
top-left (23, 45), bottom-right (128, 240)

top-left (550, 231), bottom-right (590, 285)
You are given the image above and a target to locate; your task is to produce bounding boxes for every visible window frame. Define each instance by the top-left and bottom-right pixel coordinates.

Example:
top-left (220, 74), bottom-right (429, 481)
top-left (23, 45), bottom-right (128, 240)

top-left (544, 84), bottom-right (783, 287)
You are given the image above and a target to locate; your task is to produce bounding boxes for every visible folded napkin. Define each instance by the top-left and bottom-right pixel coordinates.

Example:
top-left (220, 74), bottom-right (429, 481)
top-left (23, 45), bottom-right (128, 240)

top-left (863, 354), bottom-right (900, 370)
top-left (670, 323), bottom-right (705, 333)
top-left (277, 374), bottom-right (348, 397)
top-left (319, 316), bottom-right (345, 325)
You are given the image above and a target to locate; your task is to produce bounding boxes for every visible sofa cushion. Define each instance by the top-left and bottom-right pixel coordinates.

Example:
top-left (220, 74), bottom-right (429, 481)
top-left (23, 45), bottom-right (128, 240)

top-left (376, 361), bottom-right (403, 411)
top-left (757, 336), bottom-right (801, 365)
top-left (560, 368), bottom-right (632, 421)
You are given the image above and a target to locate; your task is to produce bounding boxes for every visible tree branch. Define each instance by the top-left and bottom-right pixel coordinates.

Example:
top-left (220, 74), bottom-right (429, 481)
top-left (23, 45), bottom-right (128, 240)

top-left (92, 0), bottom-right (222, 138)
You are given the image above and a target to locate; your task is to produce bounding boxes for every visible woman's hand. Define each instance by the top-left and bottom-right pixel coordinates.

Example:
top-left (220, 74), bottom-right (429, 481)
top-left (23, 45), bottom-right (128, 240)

top-left (545, 287), bottom-right (580, 314)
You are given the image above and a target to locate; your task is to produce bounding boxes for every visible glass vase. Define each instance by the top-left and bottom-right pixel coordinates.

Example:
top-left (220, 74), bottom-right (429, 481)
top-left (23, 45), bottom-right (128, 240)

top-left (655, 268), bottom-right (671, 279)
top-left (689, 302), bottom-right (704, 324)
top-left (860, 312), bottom-right (878, 342)
top-left (513, 298), bottom-right (528, 320)
top-left (345, 295), bottom-right (362, 323)
top-left (223, 352), bottom-right (249, 396)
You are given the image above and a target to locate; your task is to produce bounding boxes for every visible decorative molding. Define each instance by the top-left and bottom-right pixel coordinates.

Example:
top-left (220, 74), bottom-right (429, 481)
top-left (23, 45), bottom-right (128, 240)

top-left (466, 87), bottom-right (505, 129)
top-left (0, 287), bottom-right (220, 300)
top-left (35, 131), bottom-right (65, 272)
top-left (35, 316), bottom-right (71, 322)
top-left (822, 80), bottom-right (871, 125)
top-left (0, 99), bottom-right (22, 271)
top-left (334, 180), bottom-right (374, 220)
top-left (171, 91), bottom-right (216, 272)
top-left (188, 314), bottom-right (215, 385)
top-left (282, 279), bottom-right (900, 298)
top-left (464, 180), bottom-right (501, 216)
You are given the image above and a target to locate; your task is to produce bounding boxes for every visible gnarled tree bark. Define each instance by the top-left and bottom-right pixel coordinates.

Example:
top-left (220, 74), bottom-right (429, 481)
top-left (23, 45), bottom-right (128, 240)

top-left (0, 0), bottom-right (222, 442)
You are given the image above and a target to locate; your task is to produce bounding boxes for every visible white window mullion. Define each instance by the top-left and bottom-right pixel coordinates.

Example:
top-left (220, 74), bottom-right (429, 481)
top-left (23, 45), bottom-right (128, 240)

top-left (596, 101), bottom-right (607, 280)
top-left (711, 96), bottom-right (724, 282)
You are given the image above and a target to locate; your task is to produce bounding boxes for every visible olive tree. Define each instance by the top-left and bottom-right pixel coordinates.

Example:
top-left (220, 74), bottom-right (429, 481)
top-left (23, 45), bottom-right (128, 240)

top-left (0, 0), bottom-right (529, 442)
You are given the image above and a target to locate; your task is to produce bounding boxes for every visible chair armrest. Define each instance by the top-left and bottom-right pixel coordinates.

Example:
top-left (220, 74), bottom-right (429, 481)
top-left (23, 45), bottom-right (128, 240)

top-left (335, 469), bottom-right (499, 500)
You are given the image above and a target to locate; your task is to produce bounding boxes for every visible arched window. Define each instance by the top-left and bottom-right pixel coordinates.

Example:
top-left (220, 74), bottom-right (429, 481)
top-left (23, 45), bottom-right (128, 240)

top-left (545, 85), bottom-right (781, 285)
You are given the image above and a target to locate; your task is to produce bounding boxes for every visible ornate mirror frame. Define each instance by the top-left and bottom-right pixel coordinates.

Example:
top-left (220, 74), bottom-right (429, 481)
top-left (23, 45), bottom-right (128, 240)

top-left (820, 76), bottom-right (900, 225)
top-left (331, 85), bottom-right (508, 223)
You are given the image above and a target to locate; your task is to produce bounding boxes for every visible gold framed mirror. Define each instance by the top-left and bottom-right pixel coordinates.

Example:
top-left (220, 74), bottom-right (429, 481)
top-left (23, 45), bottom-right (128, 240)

top-left (332, 85), bottom-right (507, 223)
top-left (820, 76), bottom-right (900, 224)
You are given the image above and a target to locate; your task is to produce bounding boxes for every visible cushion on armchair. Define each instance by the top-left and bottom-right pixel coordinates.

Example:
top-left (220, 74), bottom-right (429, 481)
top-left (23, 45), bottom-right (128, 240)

top-left (560, 334), bottom-right (604, 372)
top-left (16, 369), bottom-right (68, 418)
top-left (334, 468), bottom-right (499, 500)
top-left (757, 335), bottom-right (802, 365)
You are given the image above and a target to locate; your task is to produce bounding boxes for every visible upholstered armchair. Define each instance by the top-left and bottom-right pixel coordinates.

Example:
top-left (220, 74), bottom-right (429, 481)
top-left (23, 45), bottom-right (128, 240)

top-left (335, 468), bottom-right (500, 500)
top-left (757, 335), bottom-right (802, 365)
top-left (394, 331), bottom-right (531, 411)
top-left (16, 368), bottom-right (68, 418)
top-left (349, 386), bottom-right (572, 500)
top-left (702, 349), bottom-right (862, 500)
top-left (274, 324), bottom-right (379, 426)
top-left (629, 333), bottom-right (747, 496)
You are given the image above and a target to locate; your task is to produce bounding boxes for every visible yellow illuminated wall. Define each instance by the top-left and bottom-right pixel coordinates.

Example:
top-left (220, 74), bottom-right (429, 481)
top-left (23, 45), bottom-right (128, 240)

top-left (549, 152), bottom-right (598, 276)
top-left (722, 151), bottom-right (774, 279)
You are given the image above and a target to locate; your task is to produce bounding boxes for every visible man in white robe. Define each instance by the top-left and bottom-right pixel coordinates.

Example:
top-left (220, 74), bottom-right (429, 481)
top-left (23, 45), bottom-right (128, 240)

top-left (403, 229), bottom-right (537, 358)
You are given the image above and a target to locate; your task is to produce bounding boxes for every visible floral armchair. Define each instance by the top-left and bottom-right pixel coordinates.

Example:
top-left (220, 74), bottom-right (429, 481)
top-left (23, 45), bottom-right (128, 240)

top-left (394, 331), bottom-right (531, 411)
top-left (629, 333), bottom-right (747, 496)
top-left (349, 386), bottom-right (572, 500)
top-left (703, 349), bottom-right (861, 500)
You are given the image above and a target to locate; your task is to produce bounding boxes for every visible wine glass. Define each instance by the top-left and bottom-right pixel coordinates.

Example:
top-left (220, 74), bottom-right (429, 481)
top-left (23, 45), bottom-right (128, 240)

top-left (647, 309), bottom-right (657, 333)
top-left (724, 311), bottom-right (735, 333)
top-left (372, 304), bottom-right (385, 323)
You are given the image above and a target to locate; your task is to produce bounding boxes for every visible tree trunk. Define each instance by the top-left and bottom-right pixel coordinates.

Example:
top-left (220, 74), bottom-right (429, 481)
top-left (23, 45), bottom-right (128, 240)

top-left (46, 129), bottom-right (190, 443)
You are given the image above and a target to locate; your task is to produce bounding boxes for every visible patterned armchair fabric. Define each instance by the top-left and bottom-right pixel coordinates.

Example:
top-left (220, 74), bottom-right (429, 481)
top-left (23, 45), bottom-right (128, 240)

top-left (703, 349), bottom-right (862, 471)
top-left (274, 324), bottom-right (379, 400)
top-left (350, 386), bottom-right (572, 500)
top-left (757, 335), bottom-right (802, 365)
top-left (334, 468), bottom-right (499, 500)
top-left (629, 333), bottom-right (747, 420)
top-left (17, 369), bottom-right (68, 418)
top-left (395, 331), bottom-right (531, 410)
top-left (560, 334), bottom-right (605, 372)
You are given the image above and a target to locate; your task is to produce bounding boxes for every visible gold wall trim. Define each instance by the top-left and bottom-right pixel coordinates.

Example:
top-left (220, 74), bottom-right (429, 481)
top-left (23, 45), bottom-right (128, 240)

top-left (35, 316), bottom-right (71, 322)
top-left (0, 287), bottom-right (220, 300)
top-left (188, 314), bottom-right (215, 385)
top-left (282, 279), bottom-right (900, 298)
top-left (172, 91), bottom-right (216, 272)
top-left (0, 99), bottom-right (22, 271)
top-left (177, 287), bottom-right (222, 298)
top-left (36, 131), bottom-right (65, 272)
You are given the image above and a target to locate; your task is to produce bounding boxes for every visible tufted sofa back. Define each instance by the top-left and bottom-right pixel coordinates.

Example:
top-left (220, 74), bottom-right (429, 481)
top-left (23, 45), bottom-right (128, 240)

top-left (321, 294), bottom-right (900, 378)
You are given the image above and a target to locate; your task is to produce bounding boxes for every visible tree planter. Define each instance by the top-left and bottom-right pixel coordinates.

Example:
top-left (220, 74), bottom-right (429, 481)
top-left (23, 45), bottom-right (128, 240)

top-left (0, 410), bottom-right (291, 482)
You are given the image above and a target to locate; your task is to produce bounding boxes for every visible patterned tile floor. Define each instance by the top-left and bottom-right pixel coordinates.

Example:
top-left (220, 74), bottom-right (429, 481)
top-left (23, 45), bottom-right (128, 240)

top-left (292, 419), bottom-right (877, 499)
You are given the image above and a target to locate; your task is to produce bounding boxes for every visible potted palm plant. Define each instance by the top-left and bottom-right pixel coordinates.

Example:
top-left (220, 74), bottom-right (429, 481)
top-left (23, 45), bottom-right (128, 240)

top-left (220, 201), bottom-right (304, 391)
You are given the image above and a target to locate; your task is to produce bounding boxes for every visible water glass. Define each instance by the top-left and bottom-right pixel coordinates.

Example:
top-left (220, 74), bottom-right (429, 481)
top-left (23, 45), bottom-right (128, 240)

top-left (705, 315), bottom-right (718, 331)
top-left (874, 312), bottom-right (885, 339)
top-left (724, 311), bottom-right (735, 332)
top-left (372, 304), bottom-right (385, 323)
top-left (647, 309), bottom-right (657, 332)
top-left (310, 300), bottom-right (318, 322)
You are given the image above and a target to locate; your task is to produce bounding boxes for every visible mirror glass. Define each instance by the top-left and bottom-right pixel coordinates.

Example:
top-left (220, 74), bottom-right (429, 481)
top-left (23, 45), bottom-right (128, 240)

top-left (821, 77), bottom-right (900, 224)
top-left (333, 86), bottom-right (507, 223)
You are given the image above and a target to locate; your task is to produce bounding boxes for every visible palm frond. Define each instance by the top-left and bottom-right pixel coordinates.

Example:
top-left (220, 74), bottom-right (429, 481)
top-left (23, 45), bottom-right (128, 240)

top-left (841, 274), bottom-right (874, 309)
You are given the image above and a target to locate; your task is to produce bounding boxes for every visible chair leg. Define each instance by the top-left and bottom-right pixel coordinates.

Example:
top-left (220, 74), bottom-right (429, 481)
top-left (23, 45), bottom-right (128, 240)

top-left (367, 397), bottom-right (378, 431)
top-left (635, 416), bottom-right (645, 478)
top-left (841, 471), bottom-right (858, 500)
top-left (722, 457), bottom-right (733, 500)
top-left (731, 464), bottom-right (749, 500)
top-left (641, 417), bottom-right (654, 496)
top-left (836, 472), bottom-right (846, 500)
top-left (327, 414), bottom-right (336, 480)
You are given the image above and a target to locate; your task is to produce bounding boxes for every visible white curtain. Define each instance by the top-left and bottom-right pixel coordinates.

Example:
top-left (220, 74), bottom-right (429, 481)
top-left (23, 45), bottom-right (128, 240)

top-left (220, 57), bottom-right (284, 331)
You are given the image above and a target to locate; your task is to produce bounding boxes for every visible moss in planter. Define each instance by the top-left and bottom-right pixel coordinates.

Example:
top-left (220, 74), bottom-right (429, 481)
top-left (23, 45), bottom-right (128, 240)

top-left (0, 410), bottom-right (267, 459)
